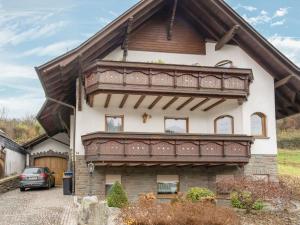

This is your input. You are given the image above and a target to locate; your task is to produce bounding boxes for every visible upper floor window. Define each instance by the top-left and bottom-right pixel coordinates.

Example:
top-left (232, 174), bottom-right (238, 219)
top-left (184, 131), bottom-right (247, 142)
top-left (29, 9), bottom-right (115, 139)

top-left (105, 115), bottom-right (124, 132)
top-left (251, 113), bottom-right (267, 137)
top-left (215, 60), bottom-right (233, 68)
top-left (214, 115), bottom-right (234, 134)
top-left (165, 118), bottom-right (188, 134)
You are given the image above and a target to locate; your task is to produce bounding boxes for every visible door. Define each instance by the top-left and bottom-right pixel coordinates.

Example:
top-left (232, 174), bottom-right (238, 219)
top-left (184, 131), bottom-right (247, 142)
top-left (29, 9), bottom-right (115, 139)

top-left (34, 157), bottom-right (67, 186)
top-left (0, 159), bottom-right (4, 179)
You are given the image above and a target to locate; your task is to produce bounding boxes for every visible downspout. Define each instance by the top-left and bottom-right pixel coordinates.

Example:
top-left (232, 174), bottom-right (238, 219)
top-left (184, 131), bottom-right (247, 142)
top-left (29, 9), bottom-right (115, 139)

top-left (46, 97), bottom-right (76, 195)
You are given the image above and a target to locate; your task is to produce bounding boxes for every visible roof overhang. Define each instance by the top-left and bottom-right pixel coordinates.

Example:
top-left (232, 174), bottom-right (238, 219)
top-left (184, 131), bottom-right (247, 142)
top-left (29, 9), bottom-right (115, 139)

top-left (35, 0), bottom-right (300, 136)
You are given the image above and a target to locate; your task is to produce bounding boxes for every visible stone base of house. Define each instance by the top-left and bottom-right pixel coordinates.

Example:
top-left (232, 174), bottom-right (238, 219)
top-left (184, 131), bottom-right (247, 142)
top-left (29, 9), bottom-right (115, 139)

top-left (75, 155), bottom-right (278, 200)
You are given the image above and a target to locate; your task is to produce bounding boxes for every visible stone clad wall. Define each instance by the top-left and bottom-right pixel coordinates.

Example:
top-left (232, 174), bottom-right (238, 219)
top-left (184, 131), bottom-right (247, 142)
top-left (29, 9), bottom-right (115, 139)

top-left (244, 154), bottom-right (278, 182)
top-left (0, 175), bottom-right (19, 194)
top-left (75, 156), bottom-right (243, 200)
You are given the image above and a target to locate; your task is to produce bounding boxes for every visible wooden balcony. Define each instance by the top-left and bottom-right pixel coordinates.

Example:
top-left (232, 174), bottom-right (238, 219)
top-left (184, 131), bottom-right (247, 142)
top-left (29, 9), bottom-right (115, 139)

top-left (82, 132), bottom-right (254, 166)
top-left (83, 60), bottom-right (253, 100)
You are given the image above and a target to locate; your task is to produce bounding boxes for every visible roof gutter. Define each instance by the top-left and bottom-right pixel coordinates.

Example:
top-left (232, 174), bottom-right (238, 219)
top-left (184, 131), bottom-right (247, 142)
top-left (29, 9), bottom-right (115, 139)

top-left (46, 97), bottom-right (76, 195)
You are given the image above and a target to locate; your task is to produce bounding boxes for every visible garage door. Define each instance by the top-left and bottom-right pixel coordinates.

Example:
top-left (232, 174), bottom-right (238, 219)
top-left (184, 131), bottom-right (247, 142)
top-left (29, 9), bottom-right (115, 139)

top-left (0, 159), bottom-right (4, 179)
top-left (34, 157), bottom-right (67, 186)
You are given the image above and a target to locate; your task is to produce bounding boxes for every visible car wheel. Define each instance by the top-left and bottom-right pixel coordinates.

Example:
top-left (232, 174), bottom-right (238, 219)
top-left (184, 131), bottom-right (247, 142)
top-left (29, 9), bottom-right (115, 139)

top-left (20, 187), bottom-right (25, 192)
top-left (47, 180), bottom-right (51, 189)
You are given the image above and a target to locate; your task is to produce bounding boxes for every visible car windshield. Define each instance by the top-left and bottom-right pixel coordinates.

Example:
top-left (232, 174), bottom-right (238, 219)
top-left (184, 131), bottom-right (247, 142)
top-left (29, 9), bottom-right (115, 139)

top-left (23, 168), bottom-right (42, 174)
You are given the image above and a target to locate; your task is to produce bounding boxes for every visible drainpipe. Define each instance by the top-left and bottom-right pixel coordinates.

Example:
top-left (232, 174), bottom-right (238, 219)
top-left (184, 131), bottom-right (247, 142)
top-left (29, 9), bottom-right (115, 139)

top-left (46, 97), bottom-right (76, 195)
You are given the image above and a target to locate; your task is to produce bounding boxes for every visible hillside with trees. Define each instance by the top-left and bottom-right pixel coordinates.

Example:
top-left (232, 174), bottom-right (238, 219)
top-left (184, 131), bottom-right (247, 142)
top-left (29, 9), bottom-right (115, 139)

top-left (0, 107), bottom-right (43, 144)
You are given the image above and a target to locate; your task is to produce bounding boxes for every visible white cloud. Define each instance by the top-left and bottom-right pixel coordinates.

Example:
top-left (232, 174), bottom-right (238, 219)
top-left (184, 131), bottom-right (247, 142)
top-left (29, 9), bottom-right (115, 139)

top-left (242, 7), bottom-right (289, 26)
top-left (97, 17), bottom-right (112, 24)
top-left (274, 8), bottom-right (289, 17)
top-left (235, 4), bottom-right (257, 12)
top-left (271, 19), bottom-right (286, 26)
top-left (109, 10), bottom-right (118, 17)
top-left (268, 35), bottom-right (300, 66)
top-left (0, 62), bottom-right (36, 79)
top-left (243, 10), bottom-right (271, 25)
top-left (20, 40), bottom-right (81, 57)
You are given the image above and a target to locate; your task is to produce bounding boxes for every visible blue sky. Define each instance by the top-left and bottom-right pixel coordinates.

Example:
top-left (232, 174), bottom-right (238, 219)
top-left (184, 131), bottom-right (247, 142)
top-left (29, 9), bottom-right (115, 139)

top-left (0, 0), bottom-right (299, 118)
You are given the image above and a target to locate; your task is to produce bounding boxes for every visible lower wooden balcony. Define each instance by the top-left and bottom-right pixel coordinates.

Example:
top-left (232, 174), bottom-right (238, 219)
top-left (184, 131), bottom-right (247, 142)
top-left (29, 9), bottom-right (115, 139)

top-left (82, 132), bottom-right (254, 166)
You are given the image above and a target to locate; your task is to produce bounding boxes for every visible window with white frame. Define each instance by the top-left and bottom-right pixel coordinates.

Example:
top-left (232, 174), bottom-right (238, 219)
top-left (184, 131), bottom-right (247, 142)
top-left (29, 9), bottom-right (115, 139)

top-left (157, 175), bottom-right (179, 195)
top-left (105, 174), bottom-right (121, 195)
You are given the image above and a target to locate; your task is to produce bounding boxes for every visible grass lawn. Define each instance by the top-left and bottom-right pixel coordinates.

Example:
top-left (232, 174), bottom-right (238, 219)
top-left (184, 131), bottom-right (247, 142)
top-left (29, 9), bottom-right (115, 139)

top-left (278, 149), bottom-right (300, 176)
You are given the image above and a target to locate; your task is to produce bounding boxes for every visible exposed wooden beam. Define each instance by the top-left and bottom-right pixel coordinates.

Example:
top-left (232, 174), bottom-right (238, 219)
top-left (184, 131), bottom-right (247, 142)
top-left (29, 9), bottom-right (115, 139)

top-left (134, 95), bottom-right (146, 109)
top-left (167, 0), bottom-right (178, 40)
top-left (275, 74), bottom-right (299, 89)
top-left (176, 97), bottom-right (195, 110)
top-left (88, 94), bottom-right (94, 107)
top-left (203, 98), bottom-right (226, 111)
top-left (122, 17), bottom-right (133, 61)
top-left (162, 97), bottom-right (179, 110)
top-left (104, 94), bottom-right (112, 108)
top-left (215, 25), bottom-right (240, 51)
top-left (148, 96), bottom-right (162, 109)
top-left (119, 94), bottom-right (129, 108)
top-left (190, 98), bottom-right (210, 111)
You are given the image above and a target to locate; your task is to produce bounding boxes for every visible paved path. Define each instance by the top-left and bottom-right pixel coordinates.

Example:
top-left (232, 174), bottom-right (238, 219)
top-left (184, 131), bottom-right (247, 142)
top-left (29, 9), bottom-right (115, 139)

top-left (0, 188), bottom-right (77, 225)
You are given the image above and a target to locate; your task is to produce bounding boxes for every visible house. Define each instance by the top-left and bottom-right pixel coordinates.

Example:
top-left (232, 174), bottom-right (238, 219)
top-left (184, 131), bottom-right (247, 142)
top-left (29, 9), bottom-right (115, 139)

top-left (0, 130), bottom-right (26, 178)
top-left (22, 133), bottom-right (70, 186)
top-left (34, 0), bottom-right (300, 200)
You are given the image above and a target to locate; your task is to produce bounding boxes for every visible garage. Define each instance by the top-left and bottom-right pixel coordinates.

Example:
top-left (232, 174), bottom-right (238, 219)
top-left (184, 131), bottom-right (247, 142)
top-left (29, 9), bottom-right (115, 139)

top-left (23, 133), bottom-right (70, 186)
top-left (34, 157), bottom-right (67, 186)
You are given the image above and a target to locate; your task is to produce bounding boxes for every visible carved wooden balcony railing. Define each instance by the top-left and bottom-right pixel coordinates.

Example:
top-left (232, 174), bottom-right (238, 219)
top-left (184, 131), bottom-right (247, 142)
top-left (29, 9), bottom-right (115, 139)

top-left (83, 60), bottom-right (253, 99)
top-left (82, 132), bottom-right (254, 165)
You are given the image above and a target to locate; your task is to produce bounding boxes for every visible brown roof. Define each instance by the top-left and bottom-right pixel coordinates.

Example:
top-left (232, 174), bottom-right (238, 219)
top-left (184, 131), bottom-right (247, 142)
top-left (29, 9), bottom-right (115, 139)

top-left (36, 0), bottom-right (300, 136)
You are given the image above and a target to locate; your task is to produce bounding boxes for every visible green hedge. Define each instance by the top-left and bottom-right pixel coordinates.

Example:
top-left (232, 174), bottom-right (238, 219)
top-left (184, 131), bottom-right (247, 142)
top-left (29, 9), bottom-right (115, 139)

top-left (107, 181), bottom-right (128, 208)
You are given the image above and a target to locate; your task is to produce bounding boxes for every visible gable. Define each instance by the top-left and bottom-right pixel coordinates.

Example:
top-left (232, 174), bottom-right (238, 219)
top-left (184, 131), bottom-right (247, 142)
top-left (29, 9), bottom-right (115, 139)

top-left (128, 9), bottom-right (206, 55)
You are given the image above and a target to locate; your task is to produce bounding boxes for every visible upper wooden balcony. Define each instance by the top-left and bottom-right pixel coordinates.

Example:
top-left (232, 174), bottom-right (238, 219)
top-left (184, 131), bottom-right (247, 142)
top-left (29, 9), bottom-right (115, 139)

top-left (82, 132), bottom-right (254, 166)
top-left (83, 60), bottom-right (253, 102)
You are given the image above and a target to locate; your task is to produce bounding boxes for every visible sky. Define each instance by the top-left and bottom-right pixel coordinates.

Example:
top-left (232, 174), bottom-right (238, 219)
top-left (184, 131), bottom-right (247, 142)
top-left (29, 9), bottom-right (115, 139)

top-left (0, 0), bottom-right (299, 118)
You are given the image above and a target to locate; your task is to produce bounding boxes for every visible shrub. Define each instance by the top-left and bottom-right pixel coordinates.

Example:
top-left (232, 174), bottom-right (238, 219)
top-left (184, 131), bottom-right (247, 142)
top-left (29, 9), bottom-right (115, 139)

top-left (218, 176), bottom-right (292, 213)
top-left (120, 200), bottom-right (240, 225)
top-left (186, 187), bottom-right (216, 203)
top-left (230, 191), bottom-right (264, 211)
top-left (107, 181), bottom-right (128, 208)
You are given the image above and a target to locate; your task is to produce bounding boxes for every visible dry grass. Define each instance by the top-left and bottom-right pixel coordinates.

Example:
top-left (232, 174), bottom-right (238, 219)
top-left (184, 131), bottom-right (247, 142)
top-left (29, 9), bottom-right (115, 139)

top-left (120, 196), bottom-right (240, 225)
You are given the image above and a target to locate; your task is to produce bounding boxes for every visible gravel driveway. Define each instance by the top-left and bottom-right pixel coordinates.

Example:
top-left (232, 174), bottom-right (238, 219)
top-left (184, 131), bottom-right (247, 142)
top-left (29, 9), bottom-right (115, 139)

top-left (0, 188), bottom-right (77, 225)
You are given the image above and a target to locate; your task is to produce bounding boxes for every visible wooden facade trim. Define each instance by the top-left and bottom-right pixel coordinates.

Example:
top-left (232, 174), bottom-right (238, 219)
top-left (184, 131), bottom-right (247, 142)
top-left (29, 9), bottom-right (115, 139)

top-left (119, 94), bottom-right (129, 108)
top-left (122, 17), bottom-right (134, 61)
top-left (176, 97), bottom-right (194, 111)
top-left (82, 132), bottom-right (254, 164)
top-left (162, 97), bottom-right (179, 110)
top-left (84, 60), bottom-right (253, 102)
top-left (203, 98), bottom-right (226, 111)
top-left (167, 0), bottom-right (178, 40)
top-left (275, 74), bottom-right (300, 89)
top-left (104, 94), bottom-right (112, 108)
top-left (215, 25), bottom-right (240, 51)
top-left (148, 96), bottom-right (162, 109)
top-left (190, 98), bottom-right (210, 111)
top-left (134, 95), bottom-right (146, 109)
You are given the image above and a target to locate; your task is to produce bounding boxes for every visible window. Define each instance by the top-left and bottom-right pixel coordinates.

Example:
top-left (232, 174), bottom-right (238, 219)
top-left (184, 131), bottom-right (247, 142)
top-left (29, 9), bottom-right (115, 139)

top-left (214, 115), bottom-right (234, 134)
top-left (157, 175), bottom-right (179, 195)
top-left (165, 118), bottom-right (188, 134)
top-left (215, 60), bottom-right (233, 68)
top-left (251, 113), bottom-right (267, 137)
top-left (105, 174), bottom-right (121, 196)
top-left (105, 115), bottom-right (123, 132)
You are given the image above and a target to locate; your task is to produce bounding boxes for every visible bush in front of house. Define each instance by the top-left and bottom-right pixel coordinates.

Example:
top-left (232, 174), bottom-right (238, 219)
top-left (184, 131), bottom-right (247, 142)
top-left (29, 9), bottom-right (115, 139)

top-left (230, 191), bottom-right (264, 211)
top-left (107, 181), bottom-right (128, 208)
top-left (120, 195), bottom-right (240, 225)
top-left (186, 187), bottom-right (216, 203)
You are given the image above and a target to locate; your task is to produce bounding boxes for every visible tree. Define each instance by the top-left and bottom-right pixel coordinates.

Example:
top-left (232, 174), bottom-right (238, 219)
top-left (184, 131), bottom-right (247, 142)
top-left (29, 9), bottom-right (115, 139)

top-left (107, 181), bottom-right (128, 208)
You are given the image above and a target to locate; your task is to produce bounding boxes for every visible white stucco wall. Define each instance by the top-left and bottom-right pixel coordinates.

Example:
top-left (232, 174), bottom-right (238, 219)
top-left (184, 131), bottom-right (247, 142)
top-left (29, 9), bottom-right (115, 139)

top-left (5, 148), bottom-right (26, 176)
top-left (74, 42), bottom-right (277, 156)
top-left (30, 133), bottom-right (70, 155)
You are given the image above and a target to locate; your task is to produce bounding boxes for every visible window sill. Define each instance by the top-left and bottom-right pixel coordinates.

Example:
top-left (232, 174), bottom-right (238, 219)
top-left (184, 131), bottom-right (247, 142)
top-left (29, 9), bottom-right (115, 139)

top-left (157, 194), bottom-right (177, 199)
top-left (253, 136), bottom-right (270, 140)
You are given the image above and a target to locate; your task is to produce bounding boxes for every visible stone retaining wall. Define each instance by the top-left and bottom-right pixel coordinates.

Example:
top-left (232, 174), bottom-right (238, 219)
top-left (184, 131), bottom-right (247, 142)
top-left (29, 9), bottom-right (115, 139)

top-left (0, 175), bottom-right (20, 194)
